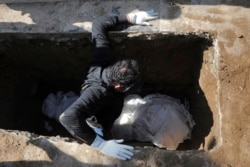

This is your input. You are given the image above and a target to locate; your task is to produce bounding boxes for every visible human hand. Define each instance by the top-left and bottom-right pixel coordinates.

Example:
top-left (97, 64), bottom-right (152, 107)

top-left (86, 116), bottom-right (103, 136)
top-left (126, 9), bottom-right (158, 26)
top-left (93, 127), bottom-right (103, 137)
top-left (91, 135), bottom-right (134, 160)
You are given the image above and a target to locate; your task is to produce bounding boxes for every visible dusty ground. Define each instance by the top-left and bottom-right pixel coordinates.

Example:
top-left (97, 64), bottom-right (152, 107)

top-left (0, 0), bottom-right (249, 167)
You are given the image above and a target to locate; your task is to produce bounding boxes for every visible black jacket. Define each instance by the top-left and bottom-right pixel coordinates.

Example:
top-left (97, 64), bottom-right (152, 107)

top-left (59, 15), bottom-right (129, 145)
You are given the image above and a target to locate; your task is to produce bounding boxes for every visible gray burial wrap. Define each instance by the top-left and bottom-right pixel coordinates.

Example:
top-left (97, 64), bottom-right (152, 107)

top-left (111, 94), bottom-right (196, 150)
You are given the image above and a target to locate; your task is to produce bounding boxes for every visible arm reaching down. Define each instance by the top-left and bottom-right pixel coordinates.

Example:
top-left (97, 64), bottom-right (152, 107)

top-left (59, 11), bottom-right (158, 160)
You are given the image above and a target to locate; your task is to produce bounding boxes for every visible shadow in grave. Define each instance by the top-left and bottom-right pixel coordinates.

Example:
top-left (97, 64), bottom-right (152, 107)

top-left (0, 32), bottom-right (213, 151)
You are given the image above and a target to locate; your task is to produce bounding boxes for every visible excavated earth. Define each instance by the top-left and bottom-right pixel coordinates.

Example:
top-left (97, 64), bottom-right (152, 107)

top-left (0, 0), bottom-right (249, 167)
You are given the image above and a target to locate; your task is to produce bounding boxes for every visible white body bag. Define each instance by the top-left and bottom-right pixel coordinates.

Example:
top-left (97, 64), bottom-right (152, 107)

top-left (111, 94), bottom-right (195, 150)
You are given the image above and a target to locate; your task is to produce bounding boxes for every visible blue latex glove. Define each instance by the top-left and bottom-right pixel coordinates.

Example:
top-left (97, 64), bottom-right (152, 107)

top-left (93, 127), bottom-right (103, 137)
top-left (91, 135), bottom-right (134, 160)
top-left (86, 116), bottom-right (103, 136)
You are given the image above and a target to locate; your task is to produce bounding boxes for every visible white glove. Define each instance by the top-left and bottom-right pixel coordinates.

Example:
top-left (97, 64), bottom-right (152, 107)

top-left (127, 9), bottom-right (158, 26)
top-left (91, 135), bottom-right (134, 160)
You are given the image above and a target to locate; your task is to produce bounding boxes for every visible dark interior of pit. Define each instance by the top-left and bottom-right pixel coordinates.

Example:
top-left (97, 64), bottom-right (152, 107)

top-left (0, 33), bottom-right (213, 150)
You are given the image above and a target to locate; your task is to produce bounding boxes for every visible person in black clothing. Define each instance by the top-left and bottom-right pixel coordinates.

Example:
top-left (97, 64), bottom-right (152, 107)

top-left (58, 10), bottom-right (158, 160)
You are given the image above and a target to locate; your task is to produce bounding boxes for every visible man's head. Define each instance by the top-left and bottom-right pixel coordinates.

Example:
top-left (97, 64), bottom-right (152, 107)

top-left (106, 59), bottom-right (140, 92)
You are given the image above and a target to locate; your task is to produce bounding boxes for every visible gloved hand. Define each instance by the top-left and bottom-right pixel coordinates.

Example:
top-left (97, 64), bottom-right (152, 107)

top-left (91, 135), bottom-right (134, 160)
top-left (126, 9), bottom-right (158, 26)
top-left (86, 116), bottom-right (103, 136)
top-left (93, 127), bottom-right (103, 137)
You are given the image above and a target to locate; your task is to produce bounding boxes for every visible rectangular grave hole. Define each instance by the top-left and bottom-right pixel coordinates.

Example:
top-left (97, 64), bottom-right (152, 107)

top-left (0, 33), bottom-right (213, 150)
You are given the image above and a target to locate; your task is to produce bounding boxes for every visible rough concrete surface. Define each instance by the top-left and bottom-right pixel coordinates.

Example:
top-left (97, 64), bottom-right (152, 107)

top-left (0, 0), bottom-right (249, 167)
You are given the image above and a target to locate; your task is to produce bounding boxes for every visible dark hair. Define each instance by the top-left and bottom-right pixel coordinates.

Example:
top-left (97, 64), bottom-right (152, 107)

top-left (106, 59), bottom-right (140, 88)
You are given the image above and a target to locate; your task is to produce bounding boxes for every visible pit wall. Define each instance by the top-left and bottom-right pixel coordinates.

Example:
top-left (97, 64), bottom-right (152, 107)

top-left (0, 1), bottom-right (249, 167)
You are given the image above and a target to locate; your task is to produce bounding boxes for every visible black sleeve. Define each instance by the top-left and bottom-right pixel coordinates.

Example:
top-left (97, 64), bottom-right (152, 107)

top-left (59, 16), bottom-right (129, 145)
top-left (90, 15), bottom-right (129, 66)
top-left (59, 87), bottom-right (103, 145)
